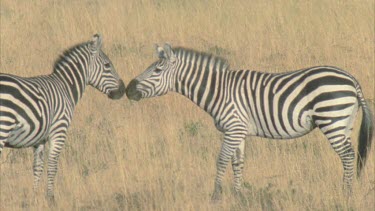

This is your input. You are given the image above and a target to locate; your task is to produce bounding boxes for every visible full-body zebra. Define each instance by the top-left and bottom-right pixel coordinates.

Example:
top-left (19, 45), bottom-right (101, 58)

top-left (0, 34), bottom-right (125, 202)
top-left (126, 44), bottom-right (373, 200)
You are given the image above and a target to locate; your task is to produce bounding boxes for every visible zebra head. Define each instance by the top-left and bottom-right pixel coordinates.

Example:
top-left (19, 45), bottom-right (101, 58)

top-left (126, 43), bottom-right (177, 101)
top-left (87, 34), bottom-right (125, 100)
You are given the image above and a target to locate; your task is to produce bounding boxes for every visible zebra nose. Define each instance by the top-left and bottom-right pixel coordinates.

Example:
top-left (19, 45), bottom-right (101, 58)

top-left (108, 80), bottom-right (126, 100)
top-left (125, 79), bottom-right (142, 101)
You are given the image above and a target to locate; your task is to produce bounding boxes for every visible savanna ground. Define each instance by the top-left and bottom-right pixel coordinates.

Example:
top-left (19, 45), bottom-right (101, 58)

top-left (0, 0), bottom-right (374, 210)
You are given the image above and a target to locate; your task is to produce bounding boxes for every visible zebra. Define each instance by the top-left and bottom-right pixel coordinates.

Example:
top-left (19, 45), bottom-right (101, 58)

top-left (0, 34), bottom-right (125, 203)
top-left (125, 43), bottom-right (373, 200)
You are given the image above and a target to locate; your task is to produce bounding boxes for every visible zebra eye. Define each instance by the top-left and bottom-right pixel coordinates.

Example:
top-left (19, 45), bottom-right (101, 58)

top-left (155, 68), bottom-right (163, 74)
top-left (104, 63), bottom-right (111, 68)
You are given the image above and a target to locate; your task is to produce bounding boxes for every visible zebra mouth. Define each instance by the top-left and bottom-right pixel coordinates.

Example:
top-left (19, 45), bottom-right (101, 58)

top-left (108, 80), bottom-right (126, 100)
top-left (125, 79), bottom-right (142, 101)
top-left (127, 92), bottom-right (142, 101)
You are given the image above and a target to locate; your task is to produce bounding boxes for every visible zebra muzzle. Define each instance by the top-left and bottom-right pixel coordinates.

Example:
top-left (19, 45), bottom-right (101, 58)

top-left (108, 80), bottom-right (126, 100)
top-left (125, 79), bottom-right (142, 101)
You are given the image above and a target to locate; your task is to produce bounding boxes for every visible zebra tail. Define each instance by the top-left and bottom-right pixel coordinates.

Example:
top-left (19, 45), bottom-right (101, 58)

top-left (356, 87), bottom-right (374, 177)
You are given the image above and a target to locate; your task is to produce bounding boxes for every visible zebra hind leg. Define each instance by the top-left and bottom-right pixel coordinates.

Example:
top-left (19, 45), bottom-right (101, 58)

top-left (33, 144), bottom-right (45, 192)
top-left (0, 140), bottom-right (4, 157)
top-left (324, 132), bottom-right (355, 195)
top-left (46, 134), bottom-right (66, 206)
top-left (336, 137), bottom-right (355, 195)
top-left (316, 100), bottom-right (358, 196)
top-left (0, 127), bottom-right (11, 157)
top-left (1, 123), bottom-right (22, 158)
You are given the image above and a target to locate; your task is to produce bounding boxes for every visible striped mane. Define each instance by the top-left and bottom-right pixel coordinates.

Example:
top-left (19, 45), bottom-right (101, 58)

top-left (172, 47), bottom-right (230, 71)
top-left (52, 42), bottom-right (89, 73)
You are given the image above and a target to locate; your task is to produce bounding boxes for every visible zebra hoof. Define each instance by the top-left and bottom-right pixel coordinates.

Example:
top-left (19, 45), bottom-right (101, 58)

top-left (211, 186), bottom-right (223, 203)
top-left (211, 184), bottom-right (223, 203)
top-left (46, 195), bottom-right (56, 207)
top-left (233, 190), bottom-right (248, 205)
top-left (343, 187), bottom-right (353, 199)
top-left (211, 192), bottom-right (222, 203)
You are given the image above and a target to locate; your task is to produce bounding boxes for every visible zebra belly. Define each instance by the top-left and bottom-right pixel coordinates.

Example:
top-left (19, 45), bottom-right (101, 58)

top-left (249, 110), bottom-right (315, 139)
top-left (255, 127), bottom-right (314, 139)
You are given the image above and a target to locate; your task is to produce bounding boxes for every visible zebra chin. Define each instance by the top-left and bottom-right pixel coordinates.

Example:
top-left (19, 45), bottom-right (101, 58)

top-left (126, 90), bottom-right (142, 101)
top-left (108, 80), bottom-right (126, 100)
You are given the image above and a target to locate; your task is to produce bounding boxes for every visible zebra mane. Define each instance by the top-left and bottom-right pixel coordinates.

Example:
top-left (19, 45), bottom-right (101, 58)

top-left (52, 42), bottom-right (89, 73)
top-left (172, 47), bottom-right (230, 71)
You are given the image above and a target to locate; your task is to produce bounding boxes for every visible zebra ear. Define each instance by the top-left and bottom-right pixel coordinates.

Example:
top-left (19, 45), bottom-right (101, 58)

top-left (163, 43), bottom-right (176, 62)
top-left (90, 34), bottom-right (102, 53)
top-left (155, 44), bottom-right (165, 59)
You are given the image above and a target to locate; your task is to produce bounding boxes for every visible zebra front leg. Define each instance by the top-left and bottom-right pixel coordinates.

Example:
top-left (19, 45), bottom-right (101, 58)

top-left (232, 139), bottom-right (245, 195)
top-left (46, 134), bottom-right (66, 205)
top-left (33, 144), bottom-right (45, 192)
top-left (211, 131), bottom-right (246, 202)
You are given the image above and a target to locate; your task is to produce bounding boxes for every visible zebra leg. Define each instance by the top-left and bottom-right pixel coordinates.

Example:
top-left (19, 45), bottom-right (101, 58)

top-left (320, 124), bottom-right (355, 195)
top-left (317, 102), bottom-right (358, 195)
top-left (232, 139), bottom-right (245, 194)
top-left (1, 123), bottom-right (21, 157)
top-left (211, 141), bottom-right (231, 201)
top-left (0, 129), bottom-right (11, 157)
top-left (333, 136), bottom-right (355, 194)
top-left (315, 95), bottom-right (360, 195)
top-left (0, 140), bottom-right (4, 157)
top-left (33, 144), bottom-right (45, 192)
top-left (212, 131), bottom-right (246, 201)
top-left (46, 134), bottom-right (66, 204)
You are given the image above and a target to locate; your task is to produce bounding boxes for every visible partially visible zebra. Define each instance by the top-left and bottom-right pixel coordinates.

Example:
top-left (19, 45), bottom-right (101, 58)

top-left (0, 34), bottom-right (125, 203)
top-left (126, 44), bottom-right (373, 200)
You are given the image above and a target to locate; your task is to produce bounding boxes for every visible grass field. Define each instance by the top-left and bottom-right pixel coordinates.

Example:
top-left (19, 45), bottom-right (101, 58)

top-left (0, 0), bottom-right (374, 210)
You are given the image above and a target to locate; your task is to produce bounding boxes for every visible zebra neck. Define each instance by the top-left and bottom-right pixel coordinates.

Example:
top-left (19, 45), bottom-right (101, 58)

top-left (52, 62), bottom-right (87, 105)
top-left (174, 65), bottom-right (228, 115)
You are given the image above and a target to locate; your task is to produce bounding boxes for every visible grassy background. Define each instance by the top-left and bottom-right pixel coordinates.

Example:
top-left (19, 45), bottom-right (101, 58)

top-left (1, 0), bottom-right (374, 210)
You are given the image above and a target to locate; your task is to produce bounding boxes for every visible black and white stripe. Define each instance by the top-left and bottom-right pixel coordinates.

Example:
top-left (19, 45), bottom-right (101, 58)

top-left (126, 44), bottom-right (373, 199)
top-left (0, 34), bottom-right (125, 202)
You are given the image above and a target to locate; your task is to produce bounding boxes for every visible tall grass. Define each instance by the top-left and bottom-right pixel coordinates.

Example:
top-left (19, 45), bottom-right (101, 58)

top-left (1, 0), bottom-right (374, 210)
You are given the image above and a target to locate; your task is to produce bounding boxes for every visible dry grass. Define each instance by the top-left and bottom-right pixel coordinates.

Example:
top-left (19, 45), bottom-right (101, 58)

top-left (0, 0), bottom-right (374, 210)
